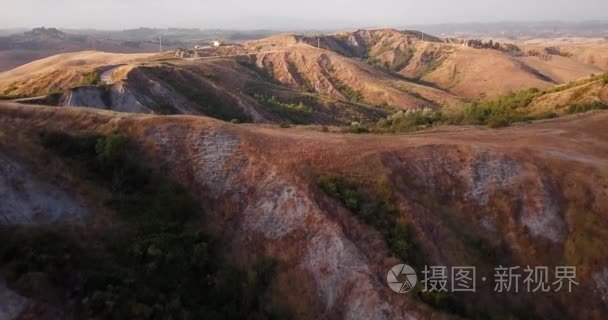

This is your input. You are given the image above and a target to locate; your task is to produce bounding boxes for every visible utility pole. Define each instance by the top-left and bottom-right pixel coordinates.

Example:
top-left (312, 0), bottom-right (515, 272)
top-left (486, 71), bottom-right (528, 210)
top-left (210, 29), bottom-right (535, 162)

top-left (159, 34), bottom-right (163, 53)
top-left (318, 37), bottom-right (320, 49)
top-left (421, 31), bottom-right (424, 42)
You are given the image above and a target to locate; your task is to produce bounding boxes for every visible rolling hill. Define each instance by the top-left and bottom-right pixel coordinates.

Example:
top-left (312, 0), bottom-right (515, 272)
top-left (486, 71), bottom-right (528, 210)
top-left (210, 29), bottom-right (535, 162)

top-left (0, 27), bottom-right (279, 72)
top-left (0, 28), bottom-right (606, 126)
top-left (294, 29), bottom-right (606, 99)
top-left (0, 34), bottom-right (468, 125)
top-left (0, 28), bottom-right (164, 72)
top-left (1, 101), bottom-right (608, 319)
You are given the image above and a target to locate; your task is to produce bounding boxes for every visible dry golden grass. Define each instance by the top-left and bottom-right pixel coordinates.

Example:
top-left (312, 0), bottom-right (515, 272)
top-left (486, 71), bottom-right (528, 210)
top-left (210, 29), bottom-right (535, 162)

top-left (2, 101), bottom-right (608, 319)
top-left (0, 51), bottom-right (152, 96)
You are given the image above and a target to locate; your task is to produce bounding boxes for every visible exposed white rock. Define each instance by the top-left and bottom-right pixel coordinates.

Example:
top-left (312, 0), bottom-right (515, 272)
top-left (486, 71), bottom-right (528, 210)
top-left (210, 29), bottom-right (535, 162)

top-left (64, 86), bottom-right (108, 108)
top-left (148, 127), bottom-right (422, 318)
top-left (243, 172), bottom-right (312, 239)
top-left (462, 150), bottom-right (521, 206)
top-left (194, 130), bottom-right (243, 196)
top-left (109, 84), bottom-right (151, 113)
top-left (519, 182), bottom-right (565, 243)
top-left (0, 153), bottom-right (88, 225)
top-left (302, 227), bottom-right (374, 313)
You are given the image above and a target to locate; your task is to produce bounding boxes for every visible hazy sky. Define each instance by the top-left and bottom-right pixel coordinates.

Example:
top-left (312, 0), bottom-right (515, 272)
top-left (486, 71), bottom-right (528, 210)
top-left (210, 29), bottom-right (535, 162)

top-left (2, 0), bottom-right (608, 30)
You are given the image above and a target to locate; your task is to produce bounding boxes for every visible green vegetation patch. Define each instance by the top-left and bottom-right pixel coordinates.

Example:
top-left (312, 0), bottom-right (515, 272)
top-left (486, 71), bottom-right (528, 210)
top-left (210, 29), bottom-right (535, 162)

top-left (345, 81), bottom-right (606, 134)
top-left (253, 94), bottom-right (314, 125)
top-left (81, 71), bottom-right (101, 86)
top-left (317, 175), bottom-right (424, 267)
top-left (0, 132), bottom-right (289, 319)
top-left (316, 175), bottom-right (472, 316)
top-left (374, 109), bottom-right (445, 133)
top-left (325, 65), bottom-right (365, 103)
top-left (334, 79), bottom-right (364, 103)
top-left (456, 88), bottom-right (546, 127)
top-left (367, 87), bottom-right (572, 134)
top-left (566, 101), bottom-right (607, 114)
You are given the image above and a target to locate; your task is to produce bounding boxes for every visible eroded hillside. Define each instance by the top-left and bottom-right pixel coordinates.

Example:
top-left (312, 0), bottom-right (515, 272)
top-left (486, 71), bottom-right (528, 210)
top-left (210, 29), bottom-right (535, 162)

top-left (302, 29), bottom-right (607, 99)
top-left (1, 102), bottom-right (607, 319)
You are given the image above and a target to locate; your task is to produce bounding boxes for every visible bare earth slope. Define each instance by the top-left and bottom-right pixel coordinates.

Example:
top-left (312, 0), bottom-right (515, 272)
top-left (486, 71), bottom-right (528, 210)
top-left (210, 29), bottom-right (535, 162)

top-left (1, 102), bottom-right (607, 319)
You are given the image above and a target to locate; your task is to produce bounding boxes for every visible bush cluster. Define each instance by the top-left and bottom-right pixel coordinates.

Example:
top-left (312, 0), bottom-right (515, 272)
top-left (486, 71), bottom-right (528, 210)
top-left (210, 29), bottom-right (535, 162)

top-left (0, 132), bottom-right (289, 320)
top-left (566, 101), bottom-right (607, 114)
top-left (375, 108), bottom-right (444, 133)
top-left (366, 87), bottom-right (566, 133)
top-left (317, 176), bottom-right (424, 267)
top-left (253, 94), bottom-right (313, 125)
top-left (81, 71), bottom-right (101, 86)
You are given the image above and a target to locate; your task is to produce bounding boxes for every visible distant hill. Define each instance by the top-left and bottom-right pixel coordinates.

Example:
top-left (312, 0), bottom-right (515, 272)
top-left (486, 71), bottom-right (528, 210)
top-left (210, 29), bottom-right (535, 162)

top-left (0, 27), bottom-right (280, 72)
top-left (0, 32), bottom-right (468, 125)
top-left (300, 29), bottom-right (607, 99)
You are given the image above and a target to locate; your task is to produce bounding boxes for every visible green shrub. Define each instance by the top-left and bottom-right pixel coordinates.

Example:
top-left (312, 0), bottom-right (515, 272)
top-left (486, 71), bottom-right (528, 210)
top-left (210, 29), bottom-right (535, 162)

top-left (81, 71), bottom-right (101, 86)
top-left (371, 109), bottom-right (444, 133)
top-left (331, 77), bottom-right (364, 103)
top-left (566, 101), bottom-right (607, 114)
top-left (348, 125), bottom-right (369, 134)
top-left (1, 132), bottom-right (291, 319)
top-left (543, 77), bottom-right (597, 94)
top-left (447, 88), bottom-right (543, 128)
top-left (486, 116), bottom-right (511, 128)
top-left (253, 94), bottom-right (313, 125)
top-left (601, 72), bottom-right (608, 85)
top-left (317, 176), bottom-right (423, 266)
top-left (368, 83), bottom-right (604, 134)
